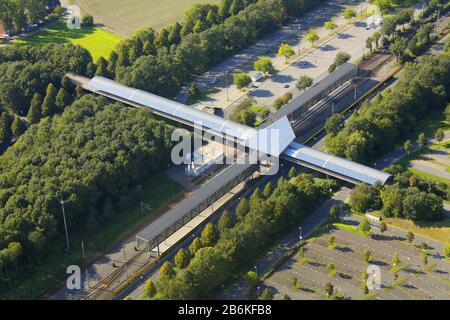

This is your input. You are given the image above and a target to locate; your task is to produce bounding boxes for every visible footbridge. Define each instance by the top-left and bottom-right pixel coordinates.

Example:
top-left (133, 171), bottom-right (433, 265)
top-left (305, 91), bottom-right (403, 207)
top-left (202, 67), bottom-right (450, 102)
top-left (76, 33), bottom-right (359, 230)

top-left (68, 63), bottom-right (390, 253)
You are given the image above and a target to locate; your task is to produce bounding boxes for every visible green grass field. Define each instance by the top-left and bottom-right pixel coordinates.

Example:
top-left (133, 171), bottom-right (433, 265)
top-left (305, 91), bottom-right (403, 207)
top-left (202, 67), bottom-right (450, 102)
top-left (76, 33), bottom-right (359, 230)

top-left (1, 173), bottom-right (182, 300)
top-left (17, 21), bottom-right (122, 61)
top-left (75, 0), bottom-right (220, 35)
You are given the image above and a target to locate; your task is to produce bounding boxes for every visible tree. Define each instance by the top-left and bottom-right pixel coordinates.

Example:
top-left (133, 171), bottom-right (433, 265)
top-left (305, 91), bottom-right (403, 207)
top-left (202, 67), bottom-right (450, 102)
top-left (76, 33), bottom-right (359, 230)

top-left (56, 88), bottom-right (72, 111)
top-left (278, 43), bottom-right (295, 63)
top-left (324, 20), bottom-right (337, 34)
top-left (82, 15), bottom-right (94, 27)
top-left (233, 72), bottom-right (252, 90)
top-left (379, 221), bottom-right (387, 235)
top-left (342, 8), bottom-right (357, 23)
top-left (11, 116), bottom-right (26, 137)
top-left (174, 248), bottom-right (190, 269)
top-left (392, 252), bottom-right (401, 266)
top-left (143, 279), bottom-right (157, 298)
top-left (373, 32), bottom-right (382, 49)
top-left (0, 113), bottom-right (13, 146)
top-left (305, 31), bottom-right (320, 47)
top-left (258, 288), bottom-right (273, 300)
top-left (193, 19), bottom-right (204, 33)
top-left (95, 57), bottom-right (110, 78)
top-left (361, 269), bottom-right (369, 282)
top-left (288, 167), bottom-right (297, 179)
top-left (444, 243), bottom-right (450, 258)
top-left (27, 93), bottom-right (42, 124)
top-left (329, 52), bottom-right (351, 73)
top-left (349, 184), bottom-right (380, 213)
top-left (417, 133), bottom-right (427, 148)
top-left (362, 282), bottom-right (369, 295)
top-left (254, 57), bottom-right (275, 76)
top-left (41, 83), bottom-right (57, 117)
top-left (403, 139), bottom-right (413, 154)
top-left (435, 128), bottom-right (444, 142)
top-left (327, 235), bottom-right (336, 248)
top-left (244, 271), bottom-right (259, 288)
top-left (189, 237), bottom-right (203, 255)
top-left (325, 282), bottom-right (334, 297)
top-left (421, 253), bottom-right (428, 266)
top-left (296, 75), bottom-right (313, 92)
top-left (327, 262), bottom-right (335, 271)
top-left (390, 37), bottom-right (409, 64)
top-left (218, 210), bottom-right (234, 234)
top-left (358, 219), bottom-right (371, 235)
top-left (366, 37), bottom-right (373, 53)
top-left (329, 205), bottom-right (341, 221)
top-left (200, 223), bottom-right (218, 247)
top-left (236, 198), bottom-right (249, 221)
top-left (325, 114), bottom-right (343, 136)
top-left (263, 182), bottom-right (274, 198)
top-left (189, 83), bottom-right (200, 98)
top-left (406, 231), bottom-right (415, 244)
top-left (363, 249), bottom-right (372, 263)
top-left (159, 261), bottom-right (176, 279)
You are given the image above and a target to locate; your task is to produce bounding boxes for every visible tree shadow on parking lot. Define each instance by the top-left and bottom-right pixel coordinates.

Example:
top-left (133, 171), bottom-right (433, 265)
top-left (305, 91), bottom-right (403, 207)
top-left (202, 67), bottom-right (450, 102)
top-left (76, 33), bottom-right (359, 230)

top-left (295, 60), bottom-right (316, 69)
top-left (272, 74), bottom-right (295, 84)
top-left (249, 89), bottom-right (274, 98)
top-left (337, 33), bottom-right (353, 40)
top-left (320, 44), bottom-right (337, 52)
top-left (370, 260), bottom-right (389, 267)
top-left (336, 246), bottom-right (354, 253)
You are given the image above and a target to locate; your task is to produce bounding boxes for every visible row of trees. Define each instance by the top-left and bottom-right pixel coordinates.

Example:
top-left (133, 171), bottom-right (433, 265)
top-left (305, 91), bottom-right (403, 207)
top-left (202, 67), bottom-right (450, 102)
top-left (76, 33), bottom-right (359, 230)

top-left (104, 0), bottom-right (325, 98)
top-left (0, 95), bottom-right (175, 287)
top-left (325, 53), bottom-right (450, 164)
top-left (143, 173), bottom-right (337, 299)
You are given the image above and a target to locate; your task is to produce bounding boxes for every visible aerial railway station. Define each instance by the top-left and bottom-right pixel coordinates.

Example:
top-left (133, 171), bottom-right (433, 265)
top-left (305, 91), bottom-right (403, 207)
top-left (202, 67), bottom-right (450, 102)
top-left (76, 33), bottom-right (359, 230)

top-left (72, 63), bottom-right (391, 253)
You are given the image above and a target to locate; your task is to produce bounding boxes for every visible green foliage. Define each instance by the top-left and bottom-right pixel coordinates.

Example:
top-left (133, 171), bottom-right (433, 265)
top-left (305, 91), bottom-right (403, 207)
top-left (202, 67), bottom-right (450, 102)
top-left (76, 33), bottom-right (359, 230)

top-left (189, 237), bottom-right (203, 256)
top-left (392, 252), bottom-right (401, 266)
top-left (444, 243), bottom-right (450, 258)
top-left (325, 54), bottom-right (450, 165)
top-left (324, 19), bottom-right (337, 32)
top-left (159, 261), bottom-right (176, 279)
top-left (288, 167), bottom-right (297, 179)
top-left (403, 139), bottom-right (413, 154)
top-left (296, 75), bottom-right (313, 91)
top-left (406, 231), bottom-right (415, 243)
top-left (325, 114), bottom-right (343, 136)
top-left (82, 15), bottom-right (94, 27)
top-left (244, 271), bottom-right (259, 288)
top-left (174, 248), bottom-right (190, 269)
top-left (350, 184), bottom-right (381, 213)
top-left (417, 132), bottom-right (427, 148)
top-left (218, 210), bottom-right (234, 234)
top-left (305, 31), bottom-right (320, 46)
top-left (154, 174), bottom-right (334, 299)
top-left (328, 51), bottom-right (350, 73)
top-left (200, 223), bottom-right (218, 247)
top-left (342, 8), bottom-right (357, 22)
top-left (363, 249), bottom-right (372, 263)
top-left (273, 92), bottom-right (293, 110)
top-left (258, 288), bottom-right (273, 300)
top-left (41, 83), bottom-right (57, 117)
top-left (329, 204), bottom-right (341, 221)
top-left (254, 57), bottom-right (275, 76)
top-left (233, 72), bottom-right (252, 90)
top-left (358, 219), bottom-right (371, 235)
top-left (143, 279), bottom-right (157, 299)
top-left (236, 197), bottom-right (249, 221)
top-left (0, 96), bottom-right (174, 285)
top-left (278, 43), bottom-right (295, 63)
top-left (325, 282), bottom-right (334, 297)
top-left (11, 116), bottom-right (26, 137)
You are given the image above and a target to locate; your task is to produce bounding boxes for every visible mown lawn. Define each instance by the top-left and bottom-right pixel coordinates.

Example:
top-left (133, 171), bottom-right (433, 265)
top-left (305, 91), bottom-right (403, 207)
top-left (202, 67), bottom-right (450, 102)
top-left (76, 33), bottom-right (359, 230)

top-left (1, 173), bottom-right (183, 300)
top-left (16, 21), bottom-right (122, 61)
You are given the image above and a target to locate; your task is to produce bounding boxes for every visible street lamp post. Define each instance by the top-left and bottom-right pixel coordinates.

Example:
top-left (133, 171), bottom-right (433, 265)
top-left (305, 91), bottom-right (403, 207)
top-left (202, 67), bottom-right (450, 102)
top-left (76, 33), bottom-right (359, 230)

top-left (225, 71), bottom-right (229, 101)
top-left (254, 265), bottom-right (258, 275)
top-left (299, 227), bottom-right (303, 241)
top-left (58, 196), bottom-right (70, 252)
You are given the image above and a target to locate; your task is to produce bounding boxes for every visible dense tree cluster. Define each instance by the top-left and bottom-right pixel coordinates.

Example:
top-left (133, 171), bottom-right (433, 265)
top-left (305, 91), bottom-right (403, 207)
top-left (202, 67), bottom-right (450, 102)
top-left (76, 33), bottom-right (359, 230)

top-left (144, 174), bottom-right (337, 299)
top-left (0, 96), bottom-right (174, 286)
top-left (106, 0), bottom-right (324, 98)
top-left (0, 0), bottom-right (61, 33)
top-left (229, 97), bottom-right (270, 127)
top-left (349, 166), bottom-right (445, 222)
top-left (325, 53), bottom-right (450, 163)
top-left (0, 43), bottom-right (93, 149)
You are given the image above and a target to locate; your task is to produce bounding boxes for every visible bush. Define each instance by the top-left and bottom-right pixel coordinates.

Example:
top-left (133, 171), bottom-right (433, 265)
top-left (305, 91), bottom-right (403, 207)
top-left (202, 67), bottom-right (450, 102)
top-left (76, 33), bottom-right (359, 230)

top-left (82, 15), bottom-right (94, 27)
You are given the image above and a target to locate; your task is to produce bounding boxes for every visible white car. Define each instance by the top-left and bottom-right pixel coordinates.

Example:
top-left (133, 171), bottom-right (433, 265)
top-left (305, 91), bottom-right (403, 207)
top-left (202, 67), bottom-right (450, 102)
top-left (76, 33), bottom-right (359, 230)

top-left (283, 83), bottom-right (290, 88)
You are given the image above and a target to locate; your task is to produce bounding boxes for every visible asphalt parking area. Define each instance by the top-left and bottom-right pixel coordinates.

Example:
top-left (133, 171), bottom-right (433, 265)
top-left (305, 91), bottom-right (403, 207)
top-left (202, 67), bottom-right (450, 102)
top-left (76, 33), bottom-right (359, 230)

top-left (264, 224), bottom-right (450, 300)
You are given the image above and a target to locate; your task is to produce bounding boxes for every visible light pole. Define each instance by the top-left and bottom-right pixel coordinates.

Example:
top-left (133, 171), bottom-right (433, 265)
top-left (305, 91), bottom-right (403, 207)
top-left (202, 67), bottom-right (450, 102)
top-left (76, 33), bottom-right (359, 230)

top-left (254, 265), bottom-right (258, 276)
top-left (299, 227), bottom-right (303, 241)
top-left (58, 195), bottom-right (70, 253)
top-left (225, 71), bottom-right (229, 101)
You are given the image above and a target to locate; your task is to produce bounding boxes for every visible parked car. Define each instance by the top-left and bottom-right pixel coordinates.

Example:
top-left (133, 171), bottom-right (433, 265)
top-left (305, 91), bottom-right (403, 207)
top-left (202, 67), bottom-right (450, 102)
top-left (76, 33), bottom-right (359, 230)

top-left (283, 83), bottom-right (290, 88)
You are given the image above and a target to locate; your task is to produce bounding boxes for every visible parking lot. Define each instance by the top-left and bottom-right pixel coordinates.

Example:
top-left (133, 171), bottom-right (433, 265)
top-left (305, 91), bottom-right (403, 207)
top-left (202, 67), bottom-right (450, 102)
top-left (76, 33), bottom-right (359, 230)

top-left (264, 215), bottom-right (450, 300)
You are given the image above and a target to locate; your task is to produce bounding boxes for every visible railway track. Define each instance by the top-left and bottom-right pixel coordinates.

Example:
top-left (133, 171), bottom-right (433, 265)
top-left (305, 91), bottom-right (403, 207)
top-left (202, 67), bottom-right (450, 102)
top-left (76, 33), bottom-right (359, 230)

top-left (81, 249), bottom-right (147, 300)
